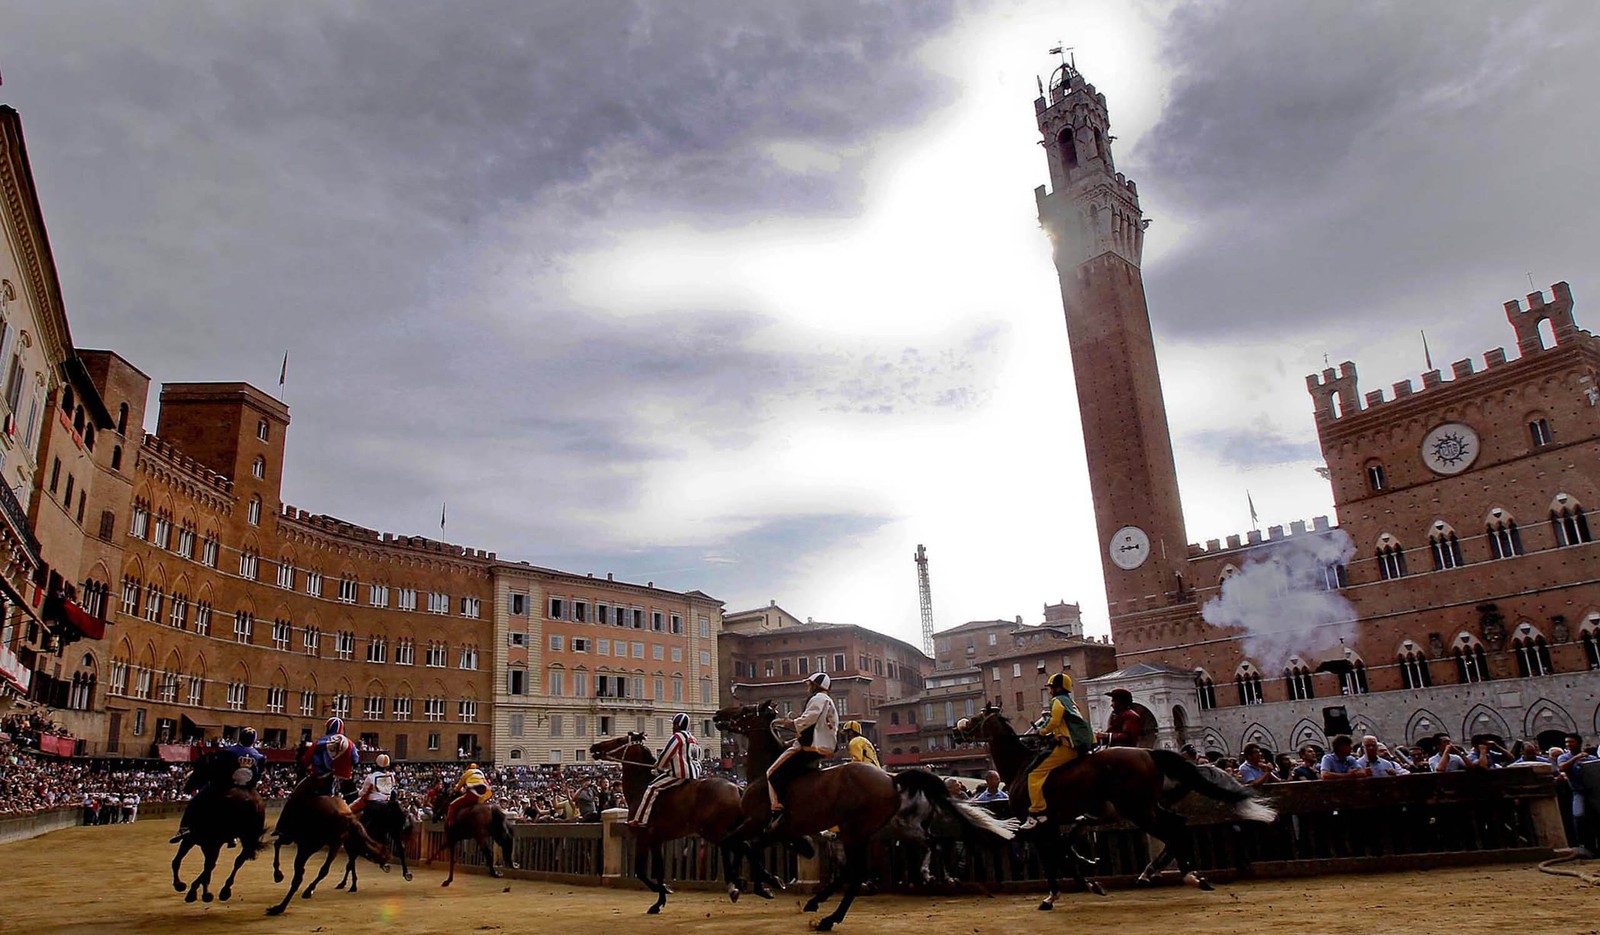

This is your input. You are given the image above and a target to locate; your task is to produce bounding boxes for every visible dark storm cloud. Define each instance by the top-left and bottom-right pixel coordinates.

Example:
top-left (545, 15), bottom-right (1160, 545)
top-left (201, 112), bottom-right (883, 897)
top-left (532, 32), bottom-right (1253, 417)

top-left (0, 1), bottom-right (966, 561)
top-left (1131, 0), bottom-right (1600, 342)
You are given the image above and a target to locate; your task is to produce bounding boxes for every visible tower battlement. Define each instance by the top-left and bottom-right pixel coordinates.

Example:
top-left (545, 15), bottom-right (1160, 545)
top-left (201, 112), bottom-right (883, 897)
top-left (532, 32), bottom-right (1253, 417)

top-left (1307, 282), bottom-right (1585, 424)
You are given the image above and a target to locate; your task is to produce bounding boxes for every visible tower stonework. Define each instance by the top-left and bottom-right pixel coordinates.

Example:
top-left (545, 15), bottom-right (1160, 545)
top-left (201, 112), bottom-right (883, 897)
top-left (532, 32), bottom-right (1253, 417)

top-left (1035, 65), bottom-right (1188, 615)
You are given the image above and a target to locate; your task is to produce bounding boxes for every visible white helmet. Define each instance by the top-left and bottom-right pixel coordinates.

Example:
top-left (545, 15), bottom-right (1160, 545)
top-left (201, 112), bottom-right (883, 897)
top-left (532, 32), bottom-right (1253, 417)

top-left (807, 671), bottom-right (831, 691)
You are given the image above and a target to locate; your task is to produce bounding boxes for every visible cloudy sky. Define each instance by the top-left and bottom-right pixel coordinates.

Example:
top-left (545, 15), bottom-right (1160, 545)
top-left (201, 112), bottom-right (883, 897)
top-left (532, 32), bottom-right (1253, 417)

top-left (3, 1), bottom-right (1597, 648)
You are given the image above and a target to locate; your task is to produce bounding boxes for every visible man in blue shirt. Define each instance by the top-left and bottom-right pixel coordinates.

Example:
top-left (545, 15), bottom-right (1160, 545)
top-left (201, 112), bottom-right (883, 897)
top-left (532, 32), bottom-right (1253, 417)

top-left (1319, 735), bottom-right (1371, 780)
top-left (1238, 743), bottom-right (1277, 786)
top-left (972, 770), bottom-right (1009, 804)
top-left (1428, 734), bottom-right (1472, 773)
top-left (1353, 735), bottom-right (1408, 777)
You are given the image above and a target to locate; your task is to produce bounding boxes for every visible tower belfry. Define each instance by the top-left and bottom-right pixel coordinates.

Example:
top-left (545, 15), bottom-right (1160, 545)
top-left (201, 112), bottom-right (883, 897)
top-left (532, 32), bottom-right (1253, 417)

top-left (1035, 61), bottom-right (1189, 616)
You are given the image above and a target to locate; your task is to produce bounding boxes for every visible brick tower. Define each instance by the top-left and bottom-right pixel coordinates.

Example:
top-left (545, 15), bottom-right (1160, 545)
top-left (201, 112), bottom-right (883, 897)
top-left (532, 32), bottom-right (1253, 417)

top-left (1035, 63), bottom-right (1188, 613)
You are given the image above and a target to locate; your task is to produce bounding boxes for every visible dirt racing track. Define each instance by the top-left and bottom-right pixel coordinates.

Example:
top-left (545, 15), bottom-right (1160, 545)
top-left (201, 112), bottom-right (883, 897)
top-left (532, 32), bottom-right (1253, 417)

top-left (0, 815), bottom-right (1590, 935)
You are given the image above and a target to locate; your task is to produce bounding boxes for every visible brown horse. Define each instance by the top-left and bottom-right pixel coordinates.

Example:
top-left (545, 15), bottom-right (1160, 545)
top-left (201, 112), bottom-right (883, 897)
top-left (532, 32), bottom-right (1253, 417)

top-left (717, 701), bottom-right (1017, 931)
top-left (425, 784), bottom-right (516, 886)
top-left (590, 732), bottom-right (781, 912)
top-left (337, 791), bottom-right (417, 892)
top-left (951, 703), bottom-right (1276, 908)
top-left (267, 784), bottom-right (391, 915)
top-left (170, 751), bottom-right (267, 904)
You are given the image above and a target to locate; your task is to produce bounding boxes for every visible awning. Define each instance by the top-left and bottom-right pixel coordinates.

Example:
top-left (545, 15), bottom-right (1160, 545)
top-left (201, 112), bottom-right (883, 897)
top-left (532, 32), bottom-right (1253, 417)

top-left (158, 744), bottom-right (201, 763)
top-left (182, 713), bottom-right (222, 731)
top-left (58, 601), bottom-right (105, 641)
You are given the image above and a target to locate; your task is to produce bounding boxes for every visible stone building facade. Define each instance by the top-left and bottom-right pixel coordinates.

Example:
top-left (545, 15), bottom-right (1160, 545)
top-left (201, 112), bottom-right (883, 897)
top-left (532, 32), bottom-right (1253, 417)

top-left (718, 616), bottom-right (930, 766)
top-left (880, 614), bottom-right (1116, 774)
top-left (1036, 64), bottom-right (1600, 757)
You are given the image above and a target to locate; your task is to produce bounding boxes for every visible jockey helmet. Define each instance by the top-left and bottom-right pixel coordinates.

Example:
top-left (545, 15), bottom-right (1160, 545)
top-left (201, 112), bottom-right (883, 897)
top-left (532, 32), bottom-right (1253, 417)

top-left (843, 720), bottom-right (862, 735)
top-left (238, 727), bottom-right (258, 747)
top-left (1107, 687), bottom-right (1134, 704)
top-left (807, 671), bottom-right (831, 691)
top-left (672, 713), bottom-right (690, 733)
top-left (375, 753), bottom-right (391, 768)
top-left (325, 716), bottom-right (345, 735)
top-left (1047, 672), bottom-right (1073, 694)
top-left (468, 762), bottom-right (480, 771)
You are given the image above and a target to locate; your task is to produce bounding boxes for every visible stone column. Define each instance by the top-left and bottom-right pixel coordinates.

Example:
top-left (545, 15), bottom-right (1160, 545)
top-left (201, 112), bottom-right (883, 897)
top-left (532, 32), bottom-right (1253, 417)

top-left (601, 807), bottom-right (627, 879)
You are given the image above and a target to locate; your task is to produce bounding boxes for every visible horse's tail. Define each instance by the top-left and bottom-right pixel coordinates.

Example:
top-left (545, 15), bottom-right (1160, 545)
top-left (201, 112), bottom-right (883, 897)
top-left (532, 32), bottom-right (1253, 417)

top-left (1149, 749), bottom-right (1277, 823)
top-left (893, 769), bottom-right (1018, 841)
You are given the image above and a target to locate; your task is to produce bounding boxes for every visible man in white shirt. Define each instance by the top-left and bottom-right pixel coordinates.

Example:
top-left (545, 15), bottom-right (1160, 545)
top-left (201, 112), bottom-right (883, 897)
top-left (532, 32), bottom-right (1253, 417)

top-left (1353, 736), bottom-right (1408, 777)
top-left (765, 671), bottom-right (838, 834)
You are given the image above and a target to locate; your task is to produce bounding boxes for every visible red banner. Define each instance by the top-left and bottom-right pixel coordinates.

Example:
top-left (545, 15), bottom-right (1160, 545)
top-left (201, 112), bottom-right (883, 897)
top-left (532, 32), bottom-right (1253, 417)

top-left (158, 744), bottom-right (201, 763)
top-left (60, 601), bottom-right (105, 641)
top-left (37, 734), bottom-right (76, 757)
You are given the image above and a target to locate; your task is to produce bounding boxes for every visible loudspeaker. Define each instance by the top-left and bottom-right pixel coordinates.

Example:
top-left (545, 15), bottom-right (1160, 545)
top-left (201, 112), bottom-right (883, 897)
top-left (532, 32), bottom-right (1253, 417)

top-left (1322, 705), bottom-right (1351, 737)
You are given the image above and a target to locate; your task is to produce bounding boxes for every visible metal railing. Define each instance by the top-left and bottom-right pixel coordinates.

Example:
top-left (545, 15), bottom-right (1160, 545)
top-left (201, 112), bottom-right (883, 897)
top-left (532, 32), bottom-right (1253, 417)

top-left (0, 480), bottom-right (40, 566)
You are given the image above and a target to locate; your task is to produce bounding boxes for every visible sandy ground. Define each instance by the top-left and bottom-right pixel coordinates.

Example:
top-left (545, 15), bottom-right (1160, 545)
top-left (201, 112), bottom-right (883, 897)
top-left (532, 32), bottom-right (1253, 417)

top-left (0, 815), bottom-right (1594, 935)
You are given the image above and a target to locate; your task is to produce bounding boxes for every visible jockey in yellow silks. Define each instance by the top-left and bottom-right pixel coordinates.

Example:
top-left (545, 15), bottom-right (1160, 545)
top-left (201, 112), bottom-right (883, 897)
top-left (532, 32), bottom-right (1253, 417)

top-left (446, 763), bottom-right (493, 825)
top-left (1019, 672), bottom-right (1095, 831)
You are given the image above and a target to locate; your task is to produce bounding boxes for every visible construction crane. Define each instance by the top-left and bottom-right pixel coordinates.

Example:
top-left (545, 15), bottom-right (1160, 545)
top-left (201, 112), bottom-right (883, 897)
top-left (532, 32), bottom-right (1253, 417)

top-left (914, 544), bottom-right (935, 656)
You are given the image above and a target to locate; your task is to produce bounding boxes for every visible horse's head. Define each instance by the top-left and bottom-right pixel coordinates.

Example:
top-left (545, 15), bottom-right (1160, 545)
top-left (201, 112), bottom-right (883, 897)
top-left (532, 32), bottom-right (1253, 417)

top-left (590, 733), bottom-right (651, 763)
top-left (952, 702), bottom-right (1011, 745)
top-left (713, 702), bottom-right (775, 737)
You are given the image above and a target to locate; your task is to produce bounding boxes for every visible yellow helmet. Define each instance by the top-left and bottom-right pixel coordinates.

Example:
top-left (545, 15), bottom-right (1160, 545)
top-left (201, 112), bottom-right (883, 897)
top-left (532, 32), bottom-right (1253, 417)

top-left (843, 720), bottom-right (862, 734)
top-left (1048, 672), bottom-right (1073, 693)
top-left (467, 762), bottom-right (480, 771)
top-left (375, 753), bottom-right (391, 768)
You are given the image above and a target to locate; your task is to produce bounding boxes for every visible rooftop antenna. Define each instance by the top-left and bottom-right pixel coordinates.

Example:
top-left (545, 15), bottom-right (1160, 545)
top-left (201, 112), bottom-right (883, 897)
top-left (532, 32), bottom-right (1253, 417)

top-left (914, 544), bottom-right (936, 656)
top-left (1527, 271), bottom-right (1536, 291)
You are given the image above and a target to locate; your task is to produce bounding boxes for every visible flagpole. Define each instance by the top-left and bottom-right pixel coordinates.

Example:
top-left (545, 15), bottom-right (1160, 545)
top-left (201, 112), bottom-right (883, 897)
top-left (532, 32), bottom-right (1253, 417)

top-left (277, 351), bottom-right (288, 401)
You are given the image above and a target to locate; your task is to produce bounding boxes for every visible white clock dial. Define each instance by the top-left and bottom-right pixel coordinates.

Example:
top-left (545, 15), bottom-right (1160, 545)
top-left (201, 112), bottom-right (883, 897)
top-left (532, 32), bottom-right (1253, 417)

top-left (1109, 526), bottom-right (1151, 570)
top-left (1421, 422), bottom-right (1480, 475)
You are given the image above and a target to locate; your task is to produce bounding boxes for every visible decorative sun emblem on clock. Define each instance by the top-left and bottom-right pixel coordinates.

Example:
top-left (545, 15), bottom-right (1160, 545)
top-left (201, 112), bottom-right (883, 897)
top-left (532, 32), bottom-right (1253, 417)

top-left (1420, 422), bottom-right (1480, 475)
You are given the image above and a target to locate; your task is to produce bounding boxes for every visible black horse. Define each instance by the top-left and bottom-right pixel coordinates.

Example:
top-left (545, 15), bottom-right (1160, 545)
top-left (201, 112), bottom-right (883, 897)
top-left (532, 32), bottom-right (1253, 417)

top-left (338, 792), bottom-right (416, 892)
top-left (170, 750), bottom-right (267, 904)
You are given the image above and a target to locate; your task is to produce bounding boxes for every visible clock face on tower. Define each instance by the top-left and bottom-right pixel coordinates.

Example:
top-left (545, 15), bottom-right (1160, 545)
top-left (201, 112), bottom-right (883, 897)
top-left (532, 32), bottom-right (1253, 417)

top-left (1109, 526), bottom-right (1151, 570)
top-left (1420, 422), bottom-right (1480, 475)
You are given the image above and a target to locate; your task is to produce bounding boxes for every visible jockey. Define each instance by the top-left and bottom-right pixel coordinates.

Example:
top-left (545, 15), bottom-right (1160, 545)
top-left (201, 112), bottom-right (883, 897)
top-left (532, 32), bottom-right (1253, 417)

top-left (309, 717), bottom-right (360, 799)
top-left (628, 713), bottom-right (700, 829)
top-left (843, 721), bottom-right (881, 768)
top-left (170, 726), bottom-right (265, 843)
top-left (765, 671), bottom-right (838, 834)
top-left (1019, 672), bottom-right (1095, 831)
top-left (446, 762), bottom-right (493, 825)
top-left (1099, 688), bottom-right (1144, 747)
top-left (353, 753), bottom-right (397, 815)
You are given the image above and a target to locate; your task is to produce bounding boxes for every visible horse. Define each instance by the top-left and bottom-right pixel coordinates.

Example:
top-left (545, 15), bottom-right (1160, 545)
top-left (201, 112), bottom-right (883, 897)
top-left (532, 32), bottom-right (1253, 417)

top-left (590, 732), bottom-right (782, 912)
top-left (716, 701), bottom-right (1018, 931)
top-left (425, 782), bottom-right (516, 886)
top-left (266, 779), bottom-right (391, 915)
top-left (170, 750), bottom-right (268, 904)
top-left (337, 791), bottom-right (417, 893)
top-left (951, 703), bottom-right (1277, 909)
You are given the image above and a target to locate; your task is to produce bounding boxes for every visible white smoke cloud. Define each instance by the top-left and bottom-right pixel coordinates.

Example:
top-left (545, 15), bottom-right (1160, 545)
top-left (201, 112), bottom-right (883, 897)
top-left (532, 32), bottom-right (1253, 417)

top-left (1200, 529), bottom-right (1358, 670)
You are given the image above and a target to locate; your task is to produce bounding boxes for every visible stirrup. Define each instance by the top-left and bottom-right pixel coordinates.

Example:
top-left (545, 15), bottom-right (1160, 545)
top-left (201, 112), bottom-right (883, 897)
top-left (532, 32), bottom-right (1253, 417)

top-left (1019, 815), bottom-right (1043, 831)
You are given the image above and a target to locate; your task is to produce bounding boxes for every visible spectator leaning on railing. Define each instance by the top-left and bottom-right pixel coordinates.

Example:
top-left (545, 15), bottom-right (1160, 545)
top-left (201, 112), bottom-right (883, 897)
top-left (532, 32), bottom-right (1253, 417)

top-left (1353, 736), bottom-right (1409, 776)
top-left (1318, 735), bottom-right (1370, 780)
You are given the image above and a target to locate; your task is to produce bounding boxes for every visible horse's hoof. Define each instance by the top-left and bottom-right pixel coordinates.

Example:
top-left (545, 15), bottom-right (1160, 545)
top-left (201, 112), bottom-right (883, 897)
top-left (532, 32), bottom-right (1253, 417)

top-left (219, 889), bottom-right (232, 902)
top-left (273, 871), bottom-right (284, 884)
top-left (184, 891), bottom-right (197, 904)
top-left (756, 886), bottom-right (775, 900)
top-left (1194, 877), bottom-right (1214, 892)
top-left (647, 905), bottom-right (662, 915)
top-left (202, 892), bottom-right (214, 904)
top-left (728, 886), bottom-right (740, 904)
top-left (803, 900), bottom-right (820, 913)
top-left (265, 906), bottom-right (285, 917)
top-left (1132, 876), bottom-right (1154, 888)
top-left (172, 882), bottom-right (185, 893)
top-left (441, 880), bottom-right (451, 888)
top-left (813, 920), bottom-right (836, 932)
top-left (1037, 900), bottom-right (1053, 911)
top-left (1089, 882), bottom-right (1107, 897)
top-left (380, 864), bottom-right (392, 874)
top-left (403, 872), bottom-right (413, 882)
top-left (335, 881), bottom-right (347, 890)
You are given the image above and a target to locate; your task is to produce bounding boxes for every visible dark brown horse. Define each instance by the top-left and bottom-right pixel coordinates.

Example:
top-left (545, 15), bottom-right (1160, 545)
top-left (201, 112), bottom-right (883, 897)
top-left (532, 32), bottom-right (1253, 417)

top-left (337, 791), bottom-right (416, 892)
top-left (170, 751), bottom-right (267, 904)
top-left (267, 784), bottom-right (391, 915)
top-left (590, 732), bottom-right (781, 912)
top-left (426, 783), bottom-right (516, 886)
top-left (951, 703), bottom-right (1276, 908)
top-left (717, 701), bottom-right (1017, 931)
